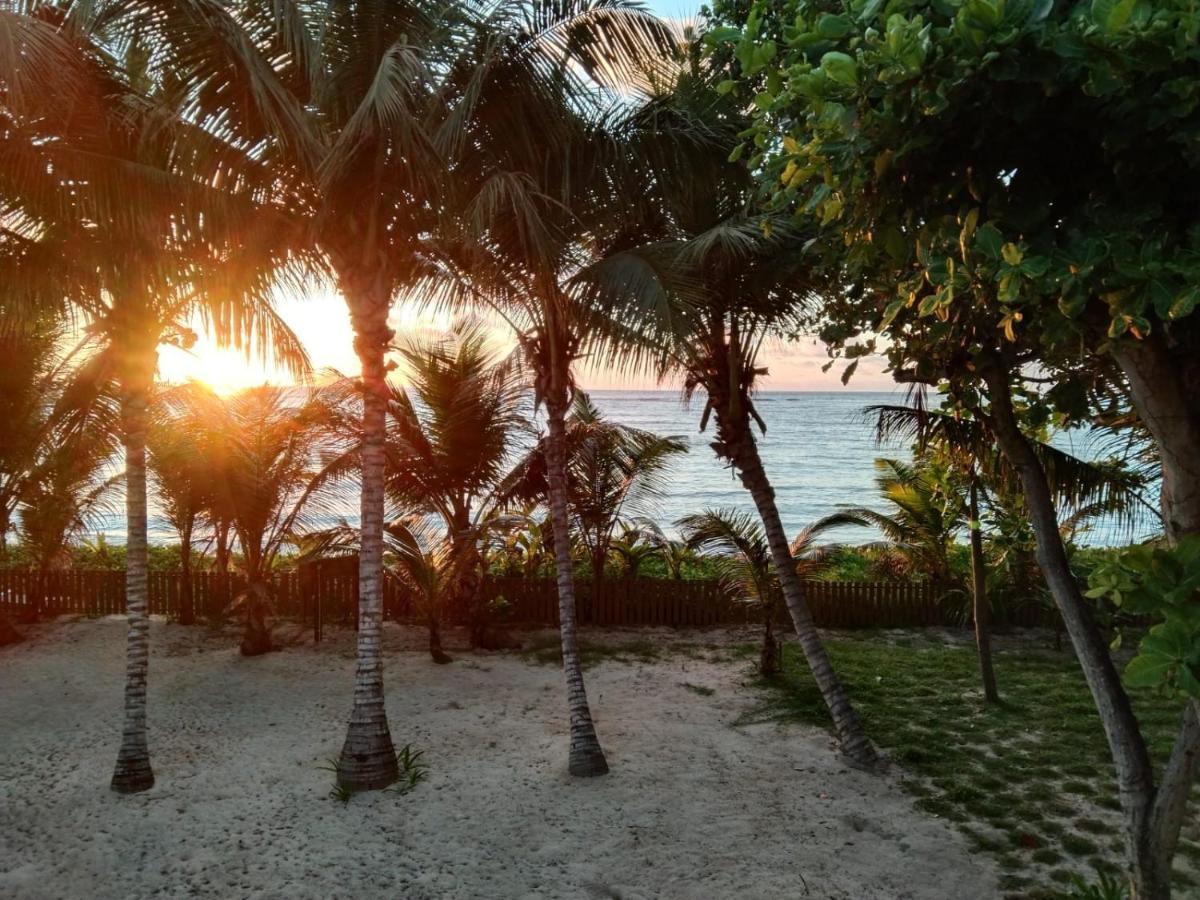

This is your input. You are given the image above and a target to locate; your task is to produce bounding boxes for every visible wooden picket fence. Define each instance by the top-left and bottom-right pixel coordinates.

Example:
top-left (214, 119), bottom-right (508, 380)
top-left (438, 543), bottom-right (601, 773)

top-left (0, 564), bottom-right (1053, 630)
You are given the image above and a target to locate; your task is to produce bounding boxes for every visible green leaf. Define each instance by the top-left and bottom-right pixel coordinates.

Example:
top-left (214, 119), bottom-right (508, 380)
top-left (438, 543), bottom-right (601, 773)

top-left (817, 14), bottom-right (853, 39)
top-left (975, 224), bottom-right (1004, 260)
top-left (1124, 652), bottom-right (1174, 688)
top-left (1001, 242), bottom-right (1024, 266)
top-left (1169, 287), bottom-right (1199, 320)
top-left (717, 79), bottom-right (737, 95)
top-left (820, 51), bottom-right (859, 87)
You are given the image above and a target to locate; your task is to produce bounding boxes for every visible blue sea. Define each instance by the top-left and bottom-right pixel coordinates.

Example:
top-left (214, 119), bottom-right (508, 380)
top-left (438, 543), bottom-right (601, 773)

top-left (99, 389), bottom-right (1148, 547)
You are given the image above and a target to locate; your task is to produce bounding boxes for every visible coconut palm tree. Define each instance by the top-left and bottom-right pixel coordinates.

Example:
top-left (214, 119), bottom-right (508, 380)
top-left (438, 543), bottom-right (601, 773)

top-left (448, 11), bottom-right (676, 778)
top-left (680, 509), bottom-right (865, 677)
top-left (499, 392), bottom-right (686, 589)
top-left (867, 400), bottom-right (1157, 702)
top-left (208, 387), bottom-right (333, 655)
top-left (1, 5), bottom-right (309, 793)
top-left (580, 54), bottom-right (880, 766)
top-left (308, 323), bottom-right (530, 646)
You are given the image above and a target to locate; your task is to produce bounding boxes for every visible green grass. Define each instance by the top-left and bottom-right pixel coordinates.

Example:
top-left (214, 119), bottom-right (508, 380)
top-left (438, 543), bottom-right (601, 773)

top-left (739, 636), bottom-right (1200, 896)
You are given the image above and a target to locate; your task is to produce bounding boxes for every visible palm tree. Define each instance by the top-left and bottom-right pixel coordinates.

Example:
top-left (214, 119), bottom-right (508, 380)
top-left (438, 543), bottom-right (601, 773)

top-left (147, 383), bottom-right (228, 626)
top-left (0, 319), bottom-right (64, 557)
top-left (576, 52), bottom-right (880, 767)
top-left (499, 392), bottom-right (686, 590)
top-left (681, 509), bottom-right (865, 677)
top-left (309, 323), bottom-right (530, 647)
top-left (843, 459), bottom-right (966, 588)
top-left (450, 9), bottom-right (675, 778)
top-left (383, 522), bottom-right (462, 665)
top-left (1, 6), bottom-right (308, 793)
top-left (639, 520), bottom-right (696, 580)
top-left (867, 400), bottom-right (1157, 702)
top-left (211, 387), bottom-right (332, 655)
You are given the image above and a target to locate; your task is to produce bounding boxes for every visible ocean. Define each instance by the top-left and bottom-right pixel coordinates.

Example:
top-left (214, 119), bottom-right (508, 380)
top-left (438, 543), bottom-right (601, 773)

top-left (98, 389), bottom-right (1147, 547)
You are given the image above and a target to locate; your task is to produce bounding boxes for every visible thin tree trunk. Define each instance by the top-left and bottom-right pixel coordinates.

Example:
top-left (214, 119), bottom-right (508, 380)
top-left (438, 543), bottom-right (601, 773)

top-left (546, 390), bottom-right (608, 777)
top-left (732, 437), bottom-right (879, 768)
top-left (980, 356), bottom-right (1172, 896)
top-left (112, 373), bottom-right (154, 794)
top-left (178, 517), bottom-right (195, 626)
top-left (968, 477), bottom-right (999, 703)
top-left (336, 286), bottom-right (398, 792)
top-left (760, 604), bottom-right (778, 678)
top-left (428, 616), bottom-right (451, 664)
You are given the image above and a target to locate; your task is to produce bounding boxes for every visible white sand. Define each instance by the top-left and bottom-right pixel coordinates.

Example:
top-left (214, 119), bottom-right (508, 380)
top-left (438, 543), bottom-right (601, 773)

top-left (0, 619), bottom-right (997, 899)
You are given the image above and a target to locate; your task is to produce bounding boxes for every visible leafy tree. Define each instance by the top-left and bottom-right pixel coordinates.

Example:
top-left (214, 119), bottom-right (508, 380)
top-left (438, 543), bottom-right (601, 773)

top-left (708, 0), bottom-right (1200, 890)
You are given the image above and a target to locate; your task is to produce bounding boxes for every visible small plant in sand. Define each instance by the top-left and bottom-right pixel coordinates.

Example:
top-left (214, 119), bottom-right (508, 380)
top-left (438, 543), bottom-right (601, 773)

top-left (1067, 871), bottom-right (1129, 900)
top-left (318, 758), bottom-right (355, 805)
top-left (390, 744), bottom-right (429, 797)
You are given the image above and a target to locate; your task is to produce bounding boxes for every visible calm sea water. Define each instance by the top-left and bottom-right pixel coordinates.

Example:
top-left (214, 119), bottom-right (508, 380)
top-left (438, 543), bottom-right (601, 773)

top-left (97, 389), bottom-right (1144, 547)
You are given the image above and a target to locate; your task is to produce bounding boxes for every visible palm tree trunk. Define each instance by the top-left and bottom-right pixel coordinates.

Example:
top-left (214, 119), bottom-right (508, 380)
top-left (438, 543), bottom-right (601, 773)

top-left (336, 286), bottom-right (398, 792)
top-left (732, 434), bottom-right (878, 769)
top-left (178, 517), bottom-right (195, 626)
top-left (111, 373), bottom-right (155, 794)
top-left (546, 390), bottom-right (608, 777)
top-left (968, 477), bottom-right (999, 703)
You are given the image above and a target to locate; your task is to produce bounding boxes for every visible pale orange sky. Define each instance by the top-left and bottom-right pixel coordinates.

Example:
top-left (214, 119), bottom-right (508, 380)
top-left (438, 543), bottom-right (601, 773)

top-left (158, 291), bottom-right (894, 393)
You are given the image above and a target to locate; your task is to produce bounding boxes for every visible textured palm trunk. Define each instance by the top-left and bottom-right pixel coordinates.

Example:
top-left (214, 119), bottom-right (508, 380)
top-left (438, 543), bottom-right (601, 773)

top-left (730, 433), bottom-right (878, 768)
top-left (546, 391), bottom-right (608, 777)
top-left (336, 285), bottom-right (398, 792)
top-left (968, 478), bottom-right (999, 703)
top-left (981, 355), bottom-right (1200, 899)
top-left (111, 373), bottom-right (155, 794)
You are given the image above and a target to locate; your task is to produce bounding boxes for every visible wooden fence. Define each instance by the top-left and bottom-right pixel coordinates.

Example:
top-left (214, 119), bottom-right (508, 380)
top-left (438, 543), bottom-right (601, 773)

top-left (0, 565), bottom-right (1053, 630)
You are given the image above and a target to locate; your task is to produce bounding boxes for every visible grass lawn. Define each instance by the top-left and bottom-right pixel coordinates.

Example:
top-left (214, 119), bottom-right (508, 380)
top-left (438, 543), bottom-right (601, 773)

top-left (738, 634), bottom-right (1200, 899)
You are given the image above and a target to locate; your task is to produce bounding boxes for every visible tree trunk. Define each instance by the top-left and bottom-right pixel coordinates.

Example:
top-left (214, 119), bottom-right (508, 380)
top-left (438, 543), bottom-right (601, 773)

top-left (1112, 335), bottom-right (1200, 543)
top-left (980, 356), bottom-right (1175, 896)
top-left (178, 517), bottom-right (195, 626)
top-left (428, 617), bottom-right (451, 665)
top-left (111, 368), bottom-right (155, 794)
top-left (760, 605), bottom-right (779, 678)
top-left (336, 284), bottom-right (398, 792)
top-left (546, 388), bottom-right (608, 777)
top-left (731, 436), bottom-right (878, 768)
top-left (968, 477), bottom-right (999, 703)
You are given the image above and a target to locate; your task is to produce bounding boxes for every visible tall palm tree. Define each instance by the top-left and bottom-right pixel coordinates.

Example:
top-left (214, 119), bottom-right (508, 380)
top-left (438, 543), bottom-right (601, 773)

top-left (449, 8), bottom-right (676, 778)
top-left (584, 55), bottom-right (880, 766)
top-left (681, 509), bottom-right (865, 677)
top-left (1, 5), bottom-right (308, 793)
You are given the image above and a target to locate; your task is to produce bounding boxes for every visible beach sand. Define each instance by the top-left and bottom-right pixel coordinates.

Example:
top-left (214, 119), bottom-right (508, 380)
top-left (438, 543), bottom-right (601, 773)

top-left (0, 618), bottom-right (997, 899)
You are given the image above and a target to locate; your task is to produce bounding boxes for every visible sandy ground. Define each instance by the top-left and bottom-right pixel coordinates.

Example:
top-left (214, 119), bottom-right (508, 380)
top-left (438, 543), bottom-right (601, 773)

top-left (0, 618), bottom-right (998, 899)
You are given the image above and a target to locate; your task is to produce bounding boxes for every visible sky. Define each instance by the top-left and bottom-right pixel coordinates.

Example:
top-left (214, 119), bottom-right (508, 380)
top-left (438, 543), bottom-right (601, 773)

top-left (160, 0), bottom-right (894, 395)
